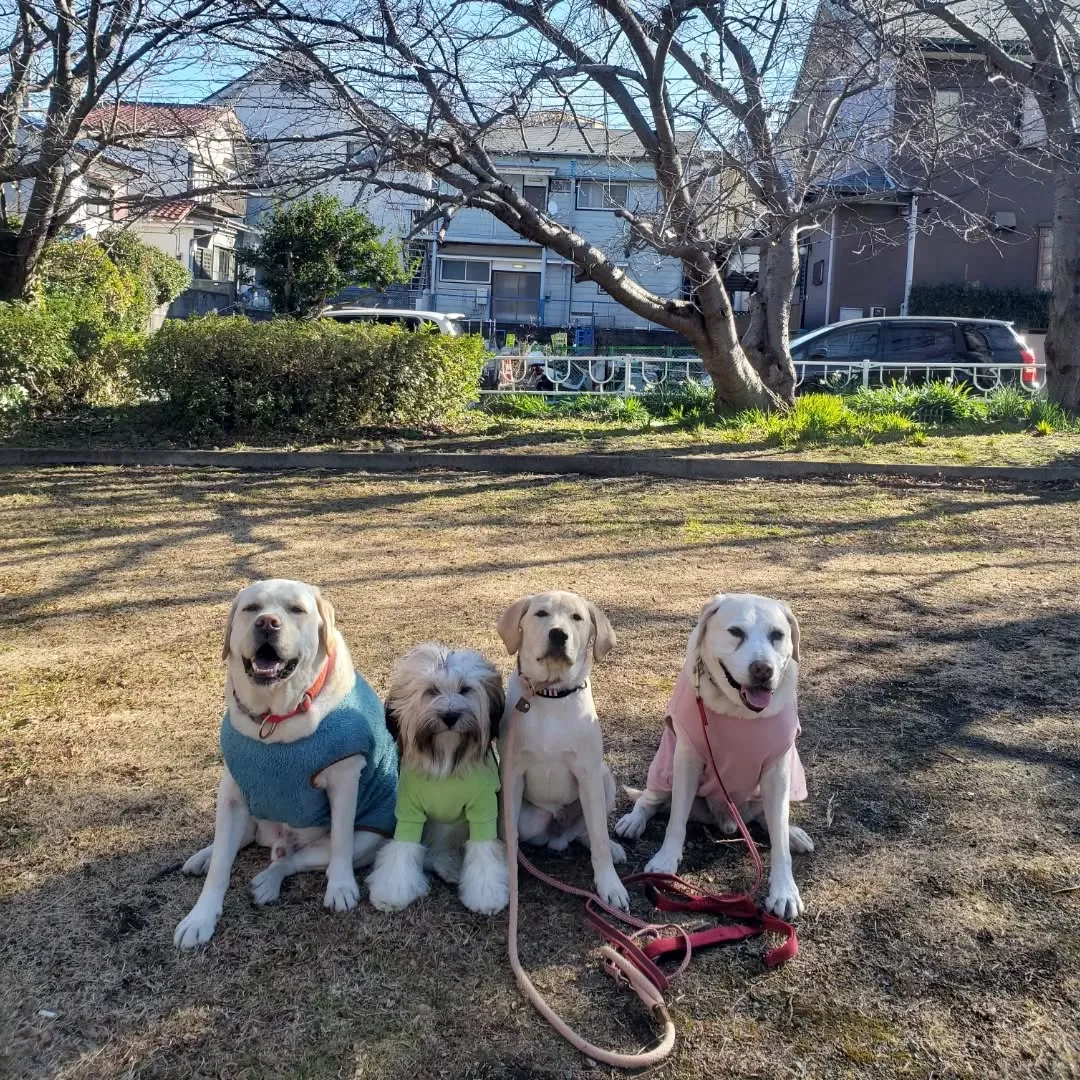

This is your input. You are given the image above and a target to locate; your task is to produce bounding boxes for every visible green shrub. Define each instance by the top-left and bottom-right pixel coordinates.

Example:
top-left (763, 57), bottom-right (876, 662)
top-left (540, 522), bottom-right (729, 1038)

top-left (983, 385), bottom-right (1031, 424)
top-left (1027, 396), bottom-right (1073, 433)
top-left (481, 393), bottom-right (553, 418)
top-left (640, 380), bottom-right (713, 420)
top-left (135, 317), bottom-right (487, 437)
top-left (850, 382), bottom-right (982, 425)
top-left (0, 303), bottom-right (74, 417)
top-left (908, 283), bottom-right (1049, 329)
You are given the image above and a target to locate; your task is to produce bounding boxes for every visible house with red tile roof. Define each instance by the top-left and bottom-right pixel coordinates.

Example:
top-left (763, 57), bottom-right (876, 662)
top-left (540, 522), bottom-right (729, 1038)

top-left (81, 102), bottom-right (252, 316)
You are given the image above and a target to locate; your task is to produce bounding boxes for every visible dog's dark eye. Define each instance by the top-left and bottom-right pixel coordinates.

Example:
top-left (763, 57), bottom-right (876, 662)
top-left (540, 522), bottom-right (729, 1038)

top-left (289, 605), bottom-right (306, 615)
top-left (459, 684), bottom-right (473, 695)
top-left (769, 629), bottom-right (785, 644)
top-left (534, 609), bottom-right (549, 618)
top-left (571, 613), bottom-right (583, 622)
top-left (243, 604), bottom-right (259, 613)
top-left (727, 627), bottom-right (745, 641)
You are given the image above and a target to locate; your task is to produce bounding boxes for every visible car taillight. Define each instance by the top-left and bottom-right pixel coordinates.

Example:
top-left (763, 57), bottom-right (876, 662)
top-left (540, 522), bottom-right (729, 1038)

top-left (1021, 347), bottom-right (1038, 384)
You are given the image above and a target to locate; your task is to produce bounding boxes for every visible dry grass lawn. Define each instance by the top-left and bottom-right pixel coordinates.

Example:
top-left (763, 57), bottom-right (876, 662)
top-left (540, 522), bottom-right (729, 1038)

top-left (1, 466), bottom-right (1078, 1080)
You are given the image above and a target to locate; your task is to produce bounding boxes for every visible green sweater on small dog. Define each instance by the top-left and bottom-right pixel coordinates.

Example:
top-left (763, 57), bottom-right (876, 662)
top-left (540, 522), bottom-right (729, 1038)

top-left (393, 753), bottom-right (500, 843)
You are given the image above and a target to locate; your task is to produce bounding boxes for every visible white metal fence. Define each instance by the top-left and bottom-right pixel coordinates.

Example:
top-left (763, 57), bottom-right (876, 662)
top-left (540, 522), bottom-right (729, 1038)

top-left (480, 355), bottom-right (1045, 397)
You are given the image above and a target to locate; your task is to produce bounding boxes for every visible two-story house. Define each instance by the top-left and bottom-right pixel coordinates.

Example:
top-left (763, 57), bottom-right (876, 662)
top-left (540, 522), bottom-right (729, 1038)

top-left (83, 102), bottom-right (250, 316)
top-left (426, 118), bottom-right (689, 343)
top-left (794, 5), bottom-right (1051, 331)
top-left (1, 119), bottom-right (142, 239)
top-left (204, 56), bottom-right (432, 307)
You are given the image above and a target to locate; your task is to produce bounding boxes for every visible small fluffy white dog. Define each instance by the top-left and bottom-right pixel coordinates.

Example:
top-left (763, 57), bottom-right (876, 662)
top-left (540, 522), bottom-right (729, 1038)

top-left (616, 593), bottom-right (813, 920)
top-left (366, 643), bottom-right (509, 913)
top-left (174, 579), bottom-right (398, 948)
top-left (498, 591), bottom-right (630, 910)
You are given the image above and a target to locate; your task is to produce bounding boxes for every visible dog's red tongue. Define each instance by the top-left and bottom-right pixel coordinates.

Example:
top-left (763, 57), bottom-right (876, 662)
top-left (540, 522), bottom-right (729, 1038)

top-left (741, 685), bottom-right (773, 711)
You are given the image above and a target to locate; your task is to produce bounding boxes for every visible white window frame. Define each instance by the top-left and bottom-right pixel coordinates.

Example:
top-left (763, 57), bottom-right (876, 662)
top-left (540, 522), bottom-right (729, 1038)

top-left (933, 88), bottom-right (963, 140)
top-left (439, 258), bottom-right (491, 284)
top-left (1020, 89), bottom-right (1047, 147)
top-left (576, 180), bottom-right (629, 210)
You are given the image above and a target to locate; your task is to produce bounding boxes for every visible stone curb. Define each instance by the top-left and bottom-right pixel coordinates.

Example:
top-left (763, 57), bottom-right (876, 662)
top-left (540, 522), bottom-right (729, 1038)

top-left (2, 445), bottom-right (1079, 484)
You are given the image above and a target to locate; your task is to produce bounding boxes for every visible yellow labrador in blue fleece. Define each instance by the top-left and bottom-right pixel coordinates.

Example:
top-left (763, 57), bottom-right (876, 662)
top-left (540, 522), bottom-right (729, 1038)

top-left (366, 642), bottom-right (509, 914)
top-left (174, 580), bottom-right (397, 948)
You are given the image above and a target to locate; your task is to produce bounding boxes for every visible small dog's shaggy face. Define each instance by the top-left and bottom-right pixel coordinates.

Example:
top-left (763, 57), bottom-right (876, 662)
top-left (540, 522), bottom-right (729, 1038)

top-left (385, 644), bottom-right (505, 778)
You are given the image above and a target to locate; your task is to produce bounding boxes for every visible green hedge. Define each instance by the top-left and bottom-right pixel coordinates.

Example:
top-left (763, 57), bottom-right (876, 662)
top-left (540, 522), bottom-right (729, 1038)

top-left (0, 301), bottom-right (144, 417)
top-left (135, 316), bottom-right (487, 437)
top-left (908, 283), bottom-right (1049, 329)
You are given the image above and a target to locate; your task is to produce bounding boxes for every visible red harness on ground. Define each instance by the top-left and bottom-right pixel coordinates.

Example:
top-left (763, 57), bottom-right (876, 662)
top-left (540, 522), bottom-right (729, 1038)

top-left (517, 690), bottom-right (798, 994)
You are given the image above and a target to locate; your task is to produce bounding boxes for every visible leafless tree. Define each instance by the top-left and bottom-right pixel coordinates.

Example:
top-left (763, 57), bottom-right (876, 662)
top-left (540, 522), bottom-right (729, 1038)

top-left (0, 0), bottom-right (252, 300)
top-left (237, 0), bottom-right (934, 409)
top-left (853, 0), bottom-right (1080, 409)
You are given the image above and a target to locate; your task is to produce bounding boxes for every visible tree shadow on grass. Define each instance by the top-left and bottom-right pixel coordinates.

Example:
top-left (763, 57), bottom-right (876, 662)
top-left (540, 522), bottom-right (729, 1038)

top-left (4, 596), bottom-right (1079, 1079)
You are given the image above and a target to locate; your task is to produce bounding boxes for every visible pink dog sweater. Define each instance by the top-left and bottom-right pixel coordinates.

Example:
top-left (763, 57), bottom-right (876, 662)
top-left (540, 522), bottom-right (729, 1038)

top-left (644, 660), bottom-right (807, 811)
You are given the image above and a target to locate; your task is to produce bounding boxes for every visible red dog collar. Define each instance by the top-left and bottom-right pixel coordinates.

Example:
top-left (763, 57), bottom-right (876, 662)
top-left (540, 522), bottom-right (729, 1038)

top-left (233, 648), bottom-right (337, 739)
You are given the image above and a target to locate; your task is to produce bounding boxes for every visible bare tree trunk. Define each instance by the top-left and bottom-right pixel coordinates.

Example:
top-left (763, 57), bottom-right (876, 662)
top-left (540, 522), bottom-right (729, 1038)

top-left (0, 229), bottom-right (50, 301)
top-left (1045, 161), bottom-right (1080, 410)
top-left (741, 224), bottom-right (799, 404)
top-left (0, 157), bottom-right (65, 301)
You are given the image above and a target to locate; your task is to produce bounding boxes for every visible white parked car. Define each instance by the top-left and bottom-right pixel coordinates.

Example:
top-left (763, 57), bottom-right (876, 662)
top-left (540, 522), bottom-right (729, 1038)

top-left (319, 306), bottom-right (465, 335)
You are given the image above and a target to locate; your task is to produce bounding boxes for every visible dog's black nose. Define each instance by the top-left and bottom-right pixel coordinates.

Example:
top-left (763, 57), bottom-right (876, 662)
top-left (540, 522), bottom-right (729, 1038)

top-left (255, 613), bottom-right (281, 632)
top-left (748, 660), bottom-right (774, 685)
top-left (441, 710), bottom-right (461, 728)
top-left (548, 627), bottom-right (568, 646)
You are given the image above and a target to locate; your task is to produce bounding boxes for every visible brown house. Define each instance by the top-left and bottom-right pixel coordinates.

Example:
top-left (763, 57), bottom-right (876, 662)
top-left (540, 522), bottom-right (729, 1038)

top-left (795, 9), bottom-right (1052, 331)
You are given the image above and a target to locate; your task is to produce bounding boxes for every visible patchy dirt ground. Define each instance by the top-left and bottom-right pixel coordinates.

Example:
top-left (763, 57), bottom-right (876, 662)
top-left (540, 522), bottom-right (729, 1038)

top-left (1, 466), bottom-right (1078, 1080)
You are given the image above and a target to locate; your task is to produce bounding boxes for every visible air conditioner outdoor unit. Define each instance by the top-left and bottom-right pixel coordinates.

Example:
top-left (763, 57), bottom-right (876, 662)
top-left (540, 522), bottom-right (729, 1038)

top-left (992, 211), bottom-right (1017, 230)
top-left (869, 305), bottom-right (886, 317)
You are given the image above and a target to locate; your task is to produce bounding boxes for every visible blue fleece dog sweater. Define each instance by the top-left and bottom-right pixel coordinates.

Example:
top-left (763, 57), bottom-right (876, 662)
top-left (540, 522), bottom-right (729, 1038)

top-left (220, 673), bottom-right (398, 834)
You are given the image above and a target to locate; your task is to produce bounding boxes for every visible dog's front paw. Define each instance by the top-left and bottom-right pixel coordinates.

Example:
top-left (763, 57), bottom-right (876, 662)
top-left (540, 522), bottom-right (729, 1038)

top-left (366, 841), bottom-right (429, 912)
top-left (251, 864), bottom-right (286, 905)
top-left (181, 845), bottom-right (213, 876)
top-left (324, 873), bottom-right (360, 912)
top-left (174, 903), bottom-right (220, 949)
top-left (614, 809), bottom-right (647, 839)
top-left (789, 826), bottom-right (814, 854)
top-left (460, 841), bottom-right (509, 914)
top-left (595, 869), bottom-right (630, 911)
top-left (764, 874), bottom-right (804, 920)
top-left (643, 846), bottom-right (680, 875)
top-left (609, 839), bottom-right (627, 865)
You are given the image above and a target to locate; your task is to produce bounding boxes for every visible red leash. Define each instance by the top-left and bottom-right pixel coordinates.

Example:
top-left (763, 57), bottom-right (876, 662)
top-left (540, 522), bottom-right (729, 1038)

top-left (515, 687), bottom-right (797, 1003)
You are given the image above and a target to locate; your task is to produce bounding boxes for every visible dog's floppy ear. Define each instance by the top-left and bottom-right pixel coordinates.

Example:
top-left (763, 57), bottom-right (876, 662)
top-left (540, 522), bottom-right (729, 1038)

top-left (587, 600), bottom-right (616, 661)
top-left (382, 696), bottom-right (402, 751)
top-left (482, 667), bottom-right (506, 743)
top-left (314, 588), bottom-right (336, 656)
top-left (221, 592), bottom-right (241, 662)
top-left (782, 602), bottom-right (801, 664)
top-left (496, 596), bottom-right (532, 655)
top-left (687, 593), bottom-right (726, 665)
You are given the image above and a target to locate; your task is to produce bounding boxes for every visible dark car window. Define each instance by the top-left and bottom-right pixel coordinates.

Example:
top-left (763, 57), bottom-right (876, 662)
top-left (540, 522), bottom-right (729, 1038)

top-left (885, 323), bottom-right (956, 362)
top-left (961, 323), bottom-right (1020, 360)
top-left (800, 324), bottom-right (880, 359)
